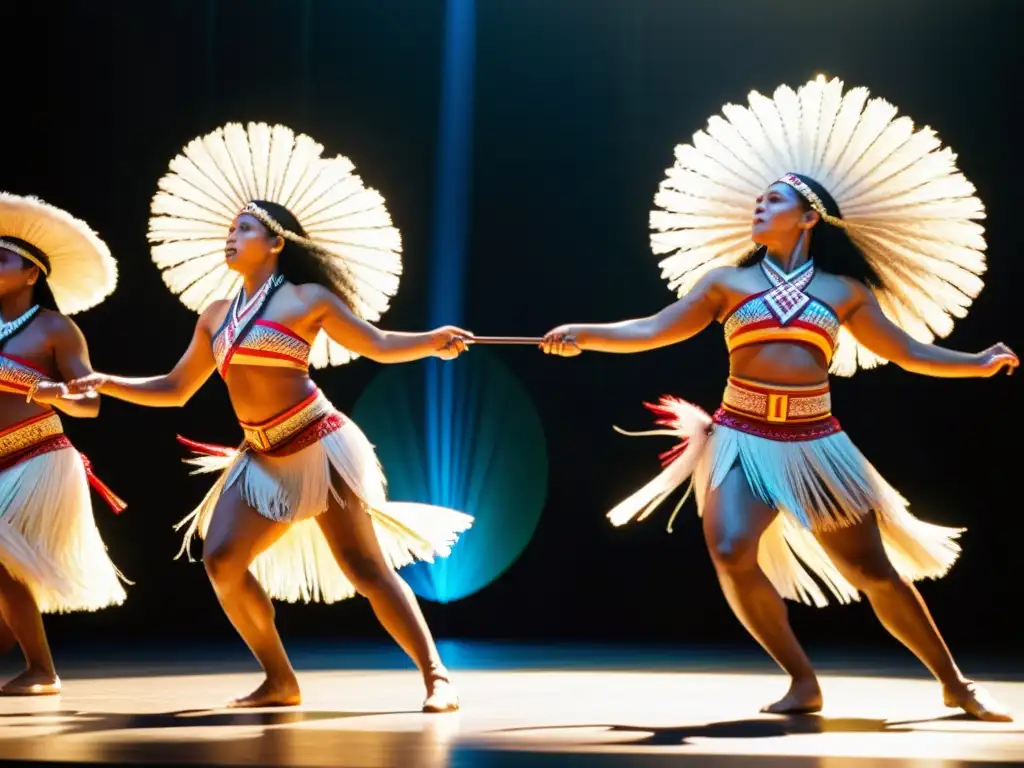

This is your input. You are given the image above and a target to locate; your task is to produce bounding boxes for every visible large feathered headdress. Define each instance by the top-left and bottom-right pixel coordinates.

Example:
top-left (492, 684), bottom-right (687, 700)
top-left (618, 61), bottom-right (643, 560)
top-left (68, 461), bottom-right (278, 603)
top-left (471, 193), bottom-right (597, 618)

top-left (148, 122), bottom-right (403, 368)
top-left (0, 193), bottom-right (118, 315)
top-left (650, 76), bottom-right (986, 376)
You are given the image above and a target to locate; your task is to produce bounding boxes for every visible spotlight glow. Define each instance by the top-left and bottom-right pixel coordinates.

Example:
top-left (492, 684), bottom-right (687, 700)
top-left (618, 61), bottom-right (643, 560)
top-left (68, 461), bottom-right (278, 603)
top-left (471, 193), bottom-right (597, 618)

top-left (352, 349), bottom-right (548, 602)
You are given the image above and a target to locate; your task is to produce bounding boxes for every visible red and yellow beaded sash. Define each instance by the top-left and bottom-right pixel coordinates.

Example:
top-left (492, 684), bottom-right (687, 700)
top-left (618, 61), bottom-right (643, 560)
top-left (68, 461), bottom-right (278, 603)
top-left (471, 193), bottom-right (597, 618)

top-left (714, 377), bottom-right (841, 441)
top-left (0, 412), bottom-right (126, 512)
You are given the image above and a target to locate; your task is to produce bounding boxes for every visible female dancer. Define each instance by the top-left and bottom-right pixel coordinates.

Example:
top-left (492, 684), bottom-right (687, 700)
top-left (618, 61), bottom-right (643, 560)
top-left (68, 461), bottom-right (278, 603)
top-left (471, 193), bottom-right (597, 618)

top-left (0, 192), bottom-right (127, 695)
top-left (541, 78), bottom-right (1015, 721)
top-left (69, 123), bottom-right (473, 712)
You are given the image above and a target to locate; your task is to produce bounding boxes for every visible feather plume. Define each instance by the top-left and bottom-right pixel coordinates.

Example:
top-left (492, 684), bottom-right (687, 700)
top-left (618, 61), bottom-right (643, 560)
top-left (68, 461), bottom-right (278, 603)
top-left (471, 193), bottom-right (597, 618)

top-left (148, 122), bottom-right (403, 368)
top-left (0, 193), bottom-right (118, 315)
top-left (651, 76), bottom-right (986, 375)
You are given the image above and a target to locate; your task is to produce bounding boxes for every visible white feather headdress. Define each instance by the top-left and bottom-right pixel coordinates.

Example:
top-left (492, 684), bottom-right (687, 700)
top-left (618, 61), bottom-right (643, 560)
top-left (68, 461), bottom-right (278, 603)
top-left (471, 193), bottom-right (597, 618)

top-left (0, 193), bottom-right (118, 315)
top-left (148, 122), bottom-right (403, 368)
top-left (651, 76), bottom-right (986, 376)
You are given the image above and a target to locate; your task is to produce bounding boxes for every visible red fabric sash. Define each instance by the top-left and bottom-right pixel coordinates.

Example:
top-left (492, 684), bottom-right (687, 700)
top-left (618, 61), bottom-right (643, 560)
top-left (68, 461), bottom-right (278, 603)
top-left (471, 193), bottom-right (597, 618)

top-left (178, 411), bottom-right (346, 460)
top-left (0, 433), bottom-right (126, 514)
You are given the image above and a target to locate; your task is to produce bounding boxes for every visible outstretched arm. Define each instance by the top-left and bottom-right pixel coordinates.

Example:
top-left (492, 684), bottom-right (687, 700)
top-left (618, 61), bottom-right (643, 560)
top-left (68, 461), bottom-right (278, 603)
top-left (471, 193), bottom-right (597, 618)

top-left (309, 286), bottom-right (470, 363)
top-left (845, 285), bottom-right (1018, 378)
top-left (67, 308), bottom-right (218, 406)
top-left (541, 268), bottom-right (726, 355)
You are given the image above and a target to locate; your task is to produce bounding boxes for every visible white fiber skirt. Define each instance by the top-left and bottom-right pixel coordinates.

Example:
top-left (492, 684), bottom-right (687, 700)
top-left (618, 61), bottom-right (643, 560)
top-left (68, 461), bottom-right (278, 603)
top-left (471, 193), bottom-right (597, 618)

top-left (177, 417), bottom-right (473, 604)
top-left (609, 397), bottom-right (963, 608)
top-left (0, 447), bottom-right (127, 613)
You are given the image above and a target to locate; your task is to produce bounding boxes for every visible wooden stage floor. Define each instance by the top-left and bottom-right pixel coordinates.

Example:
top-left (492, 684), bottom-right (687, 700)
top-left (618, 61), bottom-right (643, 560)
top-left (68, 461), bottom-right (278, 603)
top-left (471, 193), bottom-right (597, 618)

top-left (0, 642), bottom-right (1021, 767)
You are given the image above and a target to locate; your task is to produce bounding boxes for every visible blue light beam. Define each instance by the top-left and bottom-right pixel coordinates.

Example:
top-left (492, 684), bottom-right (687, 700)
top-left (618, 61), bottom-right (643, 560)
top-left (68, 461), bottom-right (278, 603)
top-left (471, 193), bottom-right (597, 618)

top-left (425, 0), bottom-right (476, 519)
top-left (423, 0), bottom-right (483, 600)
top-left (427, 0), bottom-right (475, 327)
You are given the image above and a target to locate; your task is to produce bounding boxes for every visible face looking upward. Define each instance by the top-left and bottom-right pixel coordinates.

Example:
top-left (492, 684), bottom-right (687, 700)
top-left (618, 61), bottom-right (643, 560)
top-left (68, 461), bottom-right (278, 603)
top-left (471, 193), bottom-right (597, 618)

top-left (750, 182), bottom-right (819, 252)
top-left (224, 213), bottom-right (283, 275)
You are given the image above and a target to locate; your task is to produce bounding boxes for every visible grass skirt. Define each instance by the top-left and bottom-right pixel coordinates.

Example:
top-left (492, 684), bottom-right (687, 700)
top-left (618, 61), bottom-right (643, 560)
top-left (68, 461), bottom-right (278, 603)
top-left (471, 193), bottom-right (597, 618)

top-left (609, 397), bottom-right (963, 607)
top-left (0, 447), bottom-right (127, 613)
top-left (177, 413), bottom-right (473, 604)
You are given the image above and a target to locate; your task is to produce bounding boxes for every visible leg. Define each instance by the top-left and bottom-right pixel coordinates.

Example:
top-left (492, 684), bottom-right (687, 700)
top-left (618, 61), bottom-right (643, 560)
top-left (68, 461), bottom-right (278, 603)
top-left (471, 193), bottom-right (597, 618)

top-left (316, 481), bottom-right (457, 712)
top-left (0, 563), bottom-right (59, 695)
top-left (202, 483), bottom-right (298, 707)
top-left (703, 463), bottom-right (822, 713)
top-left (816, 518), bottom-right (1012, 722)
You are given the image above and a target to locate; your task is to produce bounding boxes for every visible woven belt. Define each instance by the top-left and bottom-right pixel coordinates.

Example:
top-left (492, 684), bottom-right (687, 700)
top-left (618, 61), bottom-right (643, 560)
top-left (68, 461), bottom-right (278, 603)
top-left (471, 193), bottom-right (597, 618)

top-left (721, 377), bottom-right (831, 423)
top-left (240, 390), bottom-right (332, 452)
top-left (0, 412), bottom-right (64, 459)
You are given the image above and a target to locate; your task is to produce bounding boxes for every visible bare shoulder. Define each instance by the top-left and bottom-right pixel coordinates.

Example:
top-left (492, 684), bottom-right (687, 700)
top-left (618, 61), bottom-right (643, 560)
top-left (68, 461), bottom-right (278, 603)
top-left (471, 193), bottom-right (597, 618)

top-left (292, 282), bottom-right (330, 303)
top-left (703, 265), bottom-right (743, 286)
top-left (814, 272), bottom-right (875, 319)
top-left (687, 264), bottom-right (746, 298)
top-left (198, 299), bottom-right (231, 333)
top-left (36, 309), bottom-right (81, 339)
top-left (824, 273), bottom-right (870, 294)
top-left (292, 283), bottom-right (350, 318)
top-left (200, 298), bottom-right (230, 316)
top-left (708, 262), bottom-right (765, 297)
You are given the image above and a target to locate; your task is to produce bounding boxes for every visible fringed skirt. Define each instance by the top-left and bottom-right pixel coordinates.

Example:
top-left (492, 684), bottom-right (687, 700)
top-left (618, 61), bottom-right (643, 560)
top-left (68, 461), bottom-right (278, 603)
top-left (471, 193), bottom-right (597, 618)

top-left (176, 389), bottom-right (474, 604)
top-left (0, 412), bottom-right (127, 613)
top-left (609, 377), bottom-right (963, 607)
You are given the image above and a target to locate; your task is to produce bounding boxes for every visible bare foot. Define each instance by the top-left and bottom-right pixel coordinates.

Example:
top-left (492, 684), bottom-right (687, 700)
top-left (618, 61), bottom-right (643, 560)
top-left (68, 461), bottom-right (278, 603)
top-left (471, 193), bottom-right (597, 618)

top-left (944, 681), bottom-right (1013, 722)
top-left (761, 677), bottom-right (823, 714)
top-left (227, 676), bottom-right (301, 708)
top-left (423, 671), bottom-right (459, 713)
top-left (1, 668), bottom-right (60, 696)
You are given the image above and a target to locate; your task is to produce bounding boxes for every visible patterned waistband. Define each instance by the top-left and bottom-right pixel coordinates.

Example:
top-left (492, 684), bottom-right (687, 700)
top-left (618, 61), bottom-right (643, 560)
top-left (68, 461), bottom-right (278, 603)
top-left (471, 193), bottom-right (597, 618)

top-left (721, 377), bottom-right (831, 423)
top-left (713, 407), bottom-right (841, 442)
top-left (715, 377), bottom-right (840, 442)
top-left (0, 411), bottom-right (65, 461)
top-left (240, 390), bottom-right (344, 454)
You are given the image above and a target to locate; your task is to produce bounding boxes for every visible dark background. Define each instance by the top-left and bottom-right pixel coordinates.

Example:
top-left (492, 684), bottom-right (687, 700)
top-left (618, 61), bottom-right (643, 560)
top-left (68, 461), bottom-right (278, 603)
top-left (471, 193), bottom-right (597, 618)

top-left (1, 0), bottom-right (1020, 657)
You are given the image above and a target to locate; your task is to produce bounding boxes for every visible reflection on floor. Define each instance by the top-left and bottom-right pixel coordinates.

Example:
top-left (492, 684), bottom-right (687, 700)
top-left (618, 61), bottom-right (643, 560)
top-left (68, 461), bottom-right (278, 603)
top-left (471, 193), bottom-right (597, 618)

top-left (0, 642), bottom-right (1021, 767)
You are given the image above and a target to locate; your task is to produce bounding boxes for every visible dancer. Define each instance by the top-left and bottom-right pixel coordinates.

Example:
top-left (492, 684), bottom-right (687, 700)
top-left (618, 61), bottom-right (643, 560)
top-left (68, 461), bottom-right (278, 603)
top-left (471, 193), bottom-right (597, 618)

top-left (0, 193), bottom-right (127, 695)
top-left (541, 77), bottom-right (1015, 721)
top-left (69, 123), bottom-right (473, 711)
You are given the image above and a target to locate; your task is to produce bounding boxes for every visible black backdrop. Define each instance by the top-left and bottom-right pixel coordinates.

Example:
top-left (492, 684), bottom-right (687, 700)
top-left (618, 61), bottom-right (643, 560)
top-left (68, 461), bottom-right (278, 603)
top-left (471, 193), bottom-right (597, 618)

top-left (2, 0), bottom-right (1020, 655)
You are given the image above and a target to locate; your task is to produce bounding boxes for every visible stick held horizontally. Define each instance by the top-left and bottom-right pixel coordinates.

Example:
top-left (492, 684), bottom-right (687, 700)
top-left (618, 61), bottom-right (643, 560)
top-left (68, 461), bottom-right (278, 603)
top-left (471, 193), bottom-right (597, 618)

top-left (466, 336), bottom-right (545, 345)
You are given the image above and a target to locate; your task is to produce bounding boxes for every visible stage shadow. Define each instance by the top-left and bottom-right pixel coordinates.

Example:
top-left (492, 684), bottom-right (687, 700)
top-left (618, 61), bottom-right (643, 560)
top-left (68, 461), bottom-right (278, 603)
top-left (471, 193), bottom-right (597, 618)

top-left (0, 707), bottom-right (417, 735)
top-left (0, 707), bottom-right (460, 768)
top-left (493, 712), bottom-right (1024, 747)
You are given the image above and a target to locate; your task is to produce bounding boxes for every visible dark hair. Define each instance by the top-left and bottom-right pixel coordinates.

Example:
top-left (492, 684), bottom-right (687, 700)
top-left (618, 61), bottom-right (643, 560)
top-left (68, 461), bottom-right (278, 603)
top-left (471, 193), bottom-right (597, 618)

top-left (250, 200), bottom-right (359, 313)
top-left (740, 173), bottom-right (883, 288)
top-left (1, 237), bottom-right (59, 310)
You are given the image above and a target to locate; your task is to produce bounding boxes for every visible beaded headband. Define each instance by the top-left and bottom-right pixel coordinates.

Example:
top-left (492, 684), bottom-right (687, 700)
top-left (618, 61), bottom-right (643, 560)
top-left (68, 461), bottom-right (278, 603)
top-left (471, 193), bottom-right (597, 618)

top-left (0, 237), bottom-right (50, 276)
top-left (776, 174), bottom-right (846, 229)
top-left (239, 202), bottom-right (327, 255)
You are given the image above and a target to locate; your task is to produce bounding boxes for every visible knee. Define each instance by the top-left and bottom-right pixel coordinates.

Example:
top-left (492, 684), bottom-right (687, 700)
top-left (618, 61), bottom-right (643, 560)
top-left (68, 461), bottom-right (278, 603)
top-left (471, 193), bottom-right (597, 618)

top-left (203, 543), bottom-right (246, 586)
top-left (342, 549), bottom-right (393, 598)
top-left (842, 558), bottom-right (903, 592)
top-left (707, 534), bottom-right (758, 571)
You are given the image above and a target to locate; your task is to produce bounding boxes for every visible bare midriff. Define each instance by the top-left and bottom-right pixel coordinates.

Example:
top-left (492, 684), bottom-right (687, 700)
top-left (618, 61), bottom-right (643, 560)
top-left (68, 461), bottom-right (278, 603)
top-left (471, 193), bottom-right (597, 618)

top-left (727, 341), bottom-right (830, 389)
top-left (221, 367), bottom-right (320, 426)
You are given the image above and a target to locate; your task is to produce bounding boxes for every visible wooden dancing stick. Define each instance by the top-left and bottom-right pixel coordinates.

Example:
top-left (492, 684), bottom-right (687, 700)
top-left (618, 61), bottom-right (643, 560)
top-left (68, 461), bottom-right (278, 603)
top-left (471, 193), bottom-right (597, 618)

top-left (466, 336), bottom-right (546, 345)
